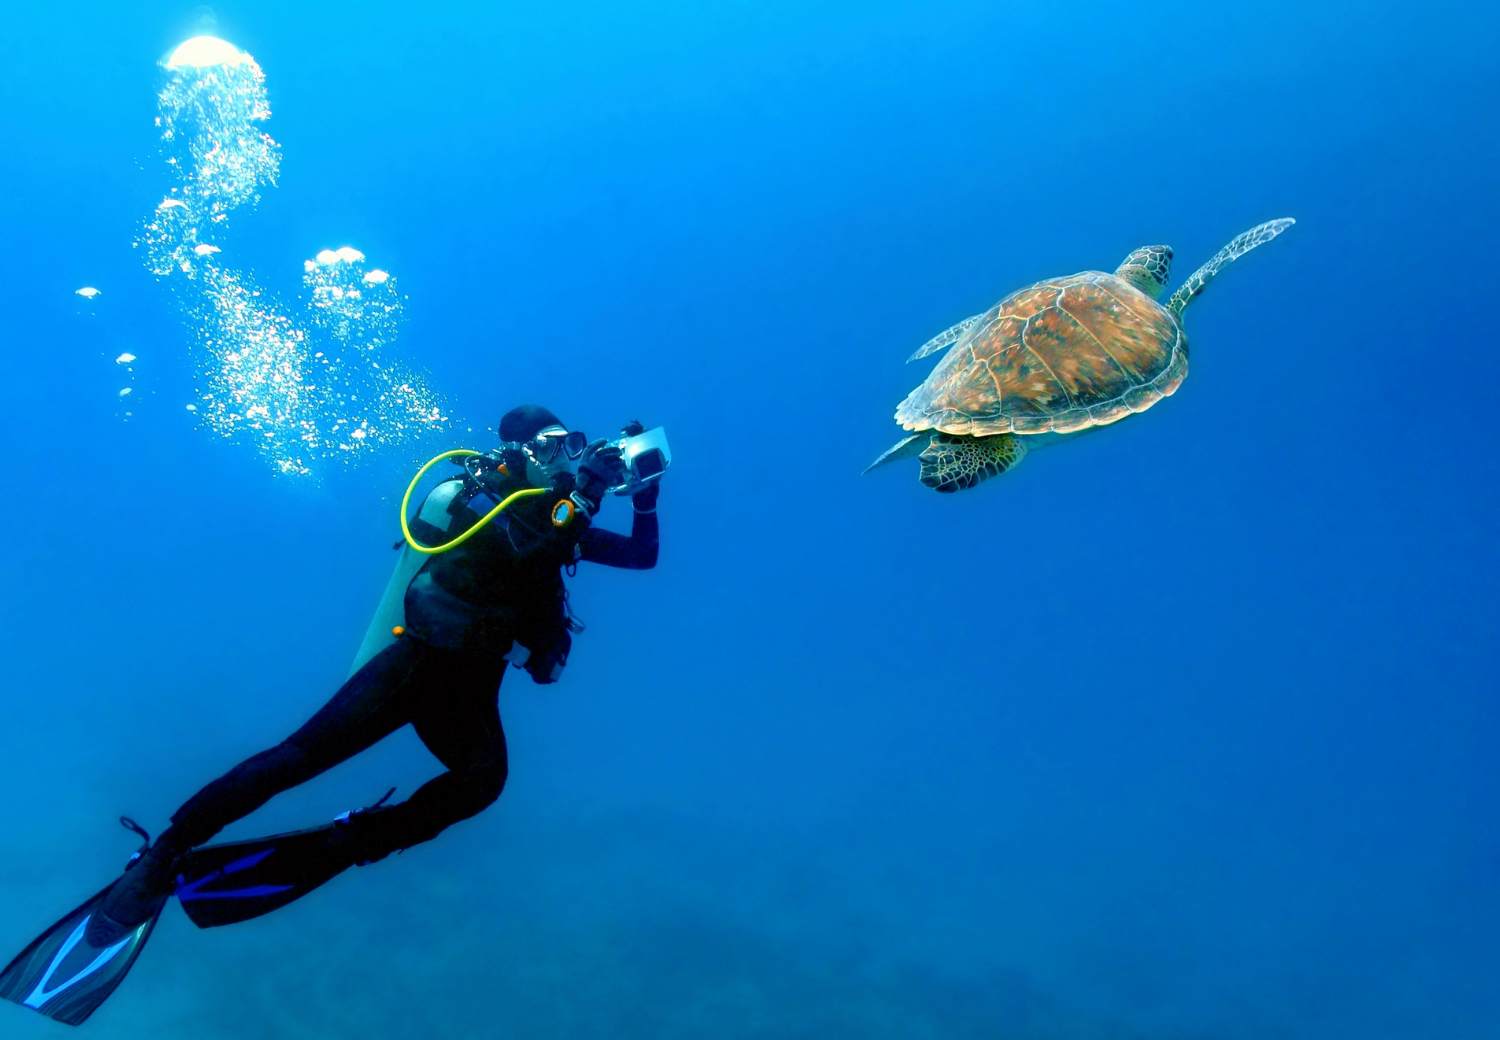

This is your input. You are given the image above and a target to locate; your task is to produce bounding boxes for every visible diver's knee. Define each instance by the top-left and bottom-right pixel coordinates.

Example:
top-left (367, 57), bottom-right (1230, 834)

top-left (464, 760), bottom-right (508, 811)
top-left (480, 759), bottom-right (509, 802)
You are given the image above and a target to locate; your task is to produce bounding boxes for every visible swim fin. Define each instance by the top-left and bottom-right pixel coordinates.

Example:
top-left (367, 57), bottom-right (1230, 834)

top-left (0, 821), bottom-right (166, 1026)
top-left (174, 788), bottom-right (396, 929)
top-left (175, 822), bottom-right (353, 928)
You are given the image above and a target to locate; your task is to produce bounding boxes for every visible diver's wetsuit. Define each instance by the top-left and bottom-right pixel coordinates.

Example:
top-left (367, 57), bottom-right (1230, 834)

top-left (158, 488), bottom-right (658, 863)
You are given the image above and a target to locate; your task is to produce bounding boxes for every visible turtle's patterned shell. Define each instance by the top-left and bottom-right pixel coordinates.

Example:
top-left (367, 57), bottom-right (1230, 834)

top-left (895, 272), bottom-right (1187, 436)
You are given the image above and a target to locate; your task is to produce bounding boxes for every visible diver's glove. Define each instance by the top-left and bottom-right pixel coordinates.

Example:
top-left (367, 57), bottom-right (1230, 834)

top-left (525, 628), bottom-right (572, 685)
top-left (501, 629), bottom-right (572, 684)
top-left (632, 482), bottom-right (659, 512)
top-left (573, 438), bottom-right (626, 516)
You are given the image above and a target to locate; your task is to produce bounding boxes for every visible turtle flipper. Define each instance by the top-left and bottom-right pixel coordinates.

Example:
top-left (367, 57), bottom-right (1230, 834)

top-left (863, 433), bottom-right (926, 475)
top-left (1167, 217), bottom-right (1295, 318)
top-left (918, 433), bottom-right (1026, 492)
top-left (907, 313), bottom-right (984, 363)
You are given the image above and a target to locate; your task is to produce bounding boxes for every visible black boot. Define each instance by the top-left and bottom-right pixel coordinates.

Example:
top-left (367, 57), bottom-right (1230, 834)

top-left (85, 833), bottom-right (187, 946)
top-left (325, 803), bottom-right (400, 867)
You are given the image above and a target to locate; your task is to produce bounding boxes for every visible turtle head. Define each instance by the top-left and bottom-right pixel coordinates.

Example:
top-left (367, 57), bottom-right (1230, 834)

top-left (1115, 245), bottom-right (1173, 299)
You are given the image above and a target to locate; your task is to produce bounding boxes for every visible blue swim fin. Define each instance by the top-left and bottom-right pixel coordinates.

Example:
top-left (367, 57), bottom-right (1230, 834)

top-left (174, 822), bottom-right (353, 928)
top-left (0, 821), bottom-right (165, 1026)
top-left (175, 787), bottom-right (396, 929)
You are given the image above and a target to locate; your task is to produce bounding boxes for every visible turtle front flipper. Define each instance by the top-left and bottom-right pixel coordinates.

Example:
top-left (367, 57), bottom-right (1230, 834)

top-left (1166, 217), bottom-right (1295, 318)
top-left (907, 313), bottom-right (984, 363)
top-left (863, 433), bottom-right (926, 475)
top-left (918, 433), bottom-right (1026, 493)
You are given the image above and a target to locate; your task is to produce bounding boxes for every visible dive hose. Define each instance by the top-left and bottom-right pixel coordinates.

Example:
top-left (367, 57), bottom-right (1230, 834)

top-left (400, 449), bottom-right (546, 555)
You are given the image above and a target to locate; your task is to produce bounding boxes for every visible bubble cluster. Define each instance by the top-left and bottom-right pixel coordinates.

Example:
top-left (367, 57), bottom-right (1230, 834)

top-left (139, 36), bottom-right (448, 476)
top-left (114, 352), bottom-right (139, 415)
top-left (304, 247), bottom-right (403, 351)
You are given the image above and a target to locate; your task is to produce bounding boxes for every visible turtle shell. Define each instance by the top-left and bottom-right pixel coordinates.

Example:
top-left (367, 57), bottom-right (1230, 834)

top-left (895, 272), bottom-right (1187, 436)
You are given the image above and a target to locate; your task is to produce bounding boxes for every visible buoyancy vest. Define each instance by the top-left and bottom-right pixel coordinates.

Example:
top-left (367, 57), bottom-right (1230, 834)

top-left (348, 473), bottom-right (583, 676)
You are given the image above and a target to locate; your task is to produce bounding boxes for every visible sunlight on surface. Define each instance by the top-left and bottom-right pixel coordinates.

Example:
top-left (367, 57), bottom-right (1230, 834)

top-left (164, 35), bottom-right (248, 70)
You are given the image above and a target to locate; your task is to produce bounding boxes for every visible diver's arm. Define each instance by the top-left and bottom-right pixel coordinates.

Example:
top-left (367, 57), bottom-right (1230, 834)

top-left (578, 486), bottom-right (659, 569)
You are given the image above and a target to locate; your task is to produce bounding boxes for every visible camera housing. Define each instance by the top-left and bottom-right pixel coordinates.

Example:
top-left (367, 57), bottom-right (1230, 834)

top-left (610, 426), bottom-right (672, 496)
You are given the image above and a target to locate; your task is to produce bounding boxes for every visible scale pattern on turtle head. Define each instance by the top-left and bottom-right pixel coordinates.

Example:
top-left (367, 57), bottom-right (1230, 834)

top-left (1116, 245), bottom-right (1173, 298)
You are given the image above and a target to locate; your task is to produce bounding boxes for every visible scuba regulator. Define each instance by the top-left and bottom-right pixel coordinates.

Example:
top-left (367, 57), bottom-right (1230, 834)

top-left (399, 449), bottom-right (546, 555)
top-left (400, 424), bottom-right (672, 556)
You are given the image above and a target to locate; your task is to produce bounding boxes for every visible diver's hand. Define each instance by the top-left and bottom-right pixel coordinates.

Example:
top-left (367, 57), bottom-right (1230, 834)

top-left (632, 479), bottom-right (659, 512)
top-left (523, 629), bottom-right (572, 685)
top-left (575, 439), bottom-right (626, 513)
top-left (619, 420), bottom-right (660, 511)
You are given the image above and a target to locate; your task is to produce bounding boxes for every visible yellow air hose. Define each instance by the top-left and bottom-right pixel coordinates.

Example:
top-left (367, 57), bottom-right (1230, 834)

top-left (400, 449), bottom-right (546, 555)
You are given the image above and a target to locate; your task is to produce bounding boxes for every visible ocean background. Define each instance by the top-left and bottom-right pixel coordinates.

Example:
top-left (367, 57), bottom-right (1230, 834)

top-left (0, 1), bottom-right (1495, 1037)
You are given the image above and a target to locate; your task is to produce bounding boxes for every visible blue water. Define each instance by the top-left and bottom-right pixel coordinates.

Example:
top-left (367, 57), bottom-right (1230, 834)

top-left (1, 1), bottom-right (1496, 1036)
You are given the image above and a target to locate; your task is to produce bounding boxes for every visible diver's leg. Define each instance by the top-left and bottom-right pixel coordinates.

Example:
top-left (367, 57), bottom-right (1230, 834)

top-left (339, 652), bottom-right (509, 861)
top-left (165, 639), bottom-right (428, 846)
top-left (90, 640), bottom-right (427, 940)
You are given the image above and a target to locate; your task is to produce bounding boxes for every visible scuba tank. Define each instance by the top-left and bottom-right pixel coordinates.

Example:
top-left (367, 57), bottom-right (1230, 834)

top-left (348, 476), bottom-right (469, 676)
top-left (348, 449), bottom-right (581, 677)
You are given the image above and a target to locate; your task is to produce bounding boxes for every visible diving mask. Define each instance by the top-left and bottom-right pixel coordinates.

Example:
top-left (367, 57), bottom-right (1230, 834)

top-left (522, 427), bottom-right (588, 467)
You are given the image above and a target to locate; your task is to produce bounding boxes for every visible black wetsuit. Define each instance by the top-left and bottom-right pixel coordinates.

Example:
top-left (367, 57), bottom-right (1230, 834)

top-left (159, 483), bottom-right (658, 862)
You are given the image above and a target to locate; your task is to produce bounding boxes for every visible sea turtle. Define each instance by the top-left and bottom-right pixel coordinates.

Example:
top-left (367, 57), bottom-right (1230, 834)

top-left (866, 217), bottom-right (1295, 492)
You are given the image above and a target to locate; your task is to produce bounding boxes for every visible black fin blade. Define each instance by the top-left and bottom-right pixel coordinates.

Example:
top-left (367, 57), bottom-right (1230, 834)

top-left (0, 884), bottom-right (164, 1025)
top-left (175, 823), bottom-right (350, 929)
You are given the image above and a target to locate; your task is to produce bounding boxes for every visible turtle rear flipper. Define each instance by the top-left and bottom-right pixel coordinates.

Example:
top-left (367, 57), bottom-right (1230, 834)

top-left (919, 433), bottom-right (1026, 492)
top-left (907, 313), bottom-right (984, 363)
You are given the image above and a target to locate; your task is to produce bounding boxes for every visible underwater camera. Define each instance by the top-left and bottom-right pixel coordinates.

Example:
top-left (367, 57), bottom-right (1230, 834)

top-left (610, 426), bottom-right (672, 496)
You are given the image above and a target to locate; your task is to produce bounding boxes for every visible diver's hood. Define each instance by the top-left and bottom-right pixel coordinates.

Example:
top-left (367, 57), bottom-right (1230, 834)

top-left (498, 404), bottom-right (563, 443)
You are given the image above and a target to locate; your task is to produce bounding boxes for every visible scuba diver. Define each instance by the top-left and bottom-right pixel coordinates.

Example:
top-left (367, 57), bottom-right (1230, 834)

top-left (0, 405), bottom-right (665, 1026)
